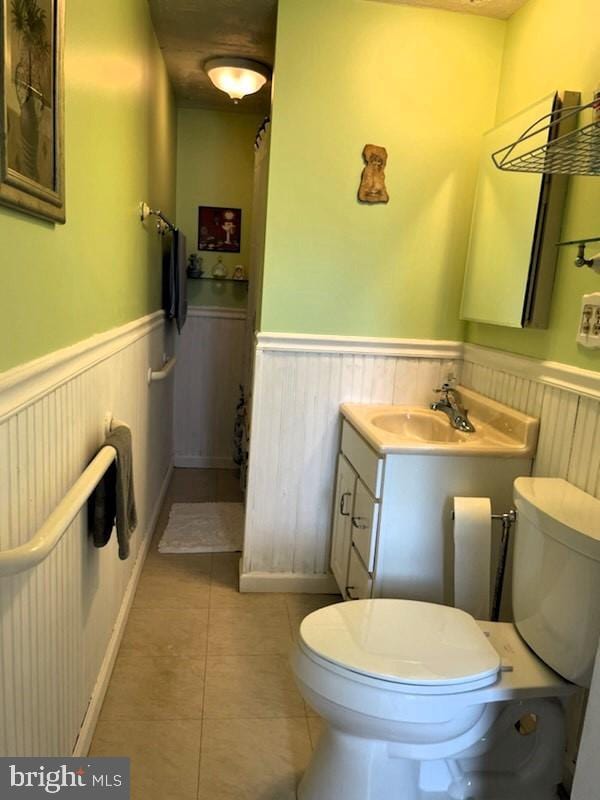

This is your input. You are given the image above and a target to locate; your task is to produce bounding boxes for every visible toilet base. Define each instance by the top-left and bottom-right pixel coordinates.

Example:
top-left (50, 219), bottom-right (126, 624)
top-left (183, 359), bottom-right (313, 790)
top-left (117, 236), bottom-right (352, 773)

top-left (298, 698), bottom-right (565, 800)
top-left (298, 727), bottom-right (421, 800)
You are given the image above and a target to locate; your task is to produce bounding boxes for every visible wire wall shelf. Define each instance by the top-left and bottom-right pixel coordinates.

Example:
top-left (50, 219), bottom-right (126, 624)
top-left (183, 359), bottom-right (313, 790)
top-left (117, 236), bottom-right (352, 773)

top-left (492, 97), bottom-right (600, 176)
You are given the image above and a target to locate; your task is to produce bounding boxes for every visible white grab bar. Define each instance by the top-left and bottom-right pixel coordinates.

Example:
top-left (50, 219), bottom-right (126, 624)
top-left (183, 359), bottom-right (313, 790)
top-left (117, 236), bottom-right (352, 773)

top-left (147, 355), bottom-right (177, 384)
top-left (0, 444), bottom-right (117, 578)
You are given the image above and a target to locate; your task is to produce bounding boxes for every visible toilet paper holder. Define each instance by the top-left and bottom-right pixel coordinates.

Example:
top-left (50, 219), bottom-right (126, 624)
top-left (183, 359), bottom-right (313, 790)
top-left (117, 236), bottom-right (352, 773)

top-left (451, 506), bottom-right (517, 623)
top-left (450, 508), bottom-right (517, 525)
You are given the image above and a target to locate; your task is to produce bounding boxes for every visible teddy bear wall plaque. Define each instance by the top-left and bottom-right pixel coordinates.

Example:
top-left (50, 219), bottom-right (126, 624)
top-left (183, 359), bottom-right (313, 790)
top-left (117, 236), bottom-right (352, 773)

top-left (358, 144), bottom-right (389, 204)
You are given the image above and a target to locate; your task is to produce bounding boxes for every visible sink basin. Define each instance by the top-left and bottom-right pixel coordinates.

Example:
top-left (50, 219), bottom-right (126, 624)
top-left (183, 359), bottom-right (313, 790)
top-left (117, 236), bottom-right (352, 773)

top-left (341, 386), bottom-right (539, 457)
top-left (370, 410), bottom-right (469, 443)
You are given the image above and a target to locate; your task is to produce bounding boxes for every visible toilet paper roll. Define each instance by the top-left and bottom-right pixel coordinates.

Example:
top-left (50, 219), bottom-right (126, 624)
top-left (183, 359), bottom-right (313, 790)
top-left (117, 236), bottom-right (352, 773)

top-left (453, 497), bottom-right (492, 620)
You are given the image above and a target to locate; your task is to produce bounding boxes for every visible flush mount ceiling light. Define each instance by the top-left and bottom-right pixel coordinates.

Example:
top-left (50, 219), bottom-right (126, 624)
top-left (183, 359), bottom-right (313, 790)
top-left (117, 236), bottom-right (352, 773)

top-left (204, 58), bottom-right (271, 103)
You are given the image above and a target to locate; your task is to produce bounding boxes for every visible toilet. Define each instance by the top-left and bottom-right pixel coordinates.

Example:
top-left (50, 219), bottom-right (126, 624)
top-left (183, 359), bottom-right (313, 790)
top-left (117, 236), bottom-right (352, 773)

top-left (292, 477), bottom-right (600, 800)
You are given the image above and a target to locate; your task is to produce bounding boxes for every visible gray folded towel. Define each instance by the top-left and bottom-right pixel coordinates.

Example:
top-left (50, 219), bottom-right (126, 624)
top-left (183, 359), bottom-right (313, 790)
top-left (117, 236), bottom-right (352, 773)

top-left (173, 228), bottom-right (188, 333)
top-left (88, 425), bottom-right (137, 560)
top-left (163, 228), bottom-right (188, 333)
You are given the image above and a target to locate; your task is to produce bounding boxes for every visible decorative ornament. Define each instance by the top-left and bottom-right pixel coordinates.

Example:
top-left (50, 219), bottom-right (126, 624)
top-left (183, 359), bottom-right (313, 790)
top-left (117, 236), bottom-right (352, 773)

top-left (358, 144), bottom-right (389, 204)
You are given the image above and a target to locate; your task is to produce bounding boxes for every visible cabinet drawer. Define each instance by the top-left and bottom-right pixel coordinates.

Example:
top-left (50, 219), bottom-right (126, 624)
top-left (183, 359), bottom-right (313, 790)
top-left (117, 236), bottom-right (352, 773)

top-left (346, 546), bottom-right (373, 600)
top-left (351, 479), bottom-right (379, 573)
top-left (341, 421), bottom-right (383, 498)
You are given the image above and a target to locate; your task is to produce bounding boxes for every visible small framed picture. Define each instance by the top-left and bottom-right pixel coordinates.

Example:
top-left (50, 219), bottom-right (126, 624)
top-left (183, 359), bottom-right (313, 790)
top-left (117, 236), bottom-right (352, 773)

top-left (0, 0), bottom-right (65, 222)
top-left (198, 206), bottom-right (242, 253)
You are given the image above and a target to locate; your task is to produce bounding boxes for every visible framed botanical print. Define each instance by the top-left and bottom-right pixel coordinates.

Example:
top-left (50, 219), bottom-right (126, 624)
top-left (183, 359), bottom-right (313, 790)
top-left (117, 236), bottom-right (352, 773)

top-left (198, 206), bottom-right (242, 253)
top-left (0, 0), bottom-right (65, 223)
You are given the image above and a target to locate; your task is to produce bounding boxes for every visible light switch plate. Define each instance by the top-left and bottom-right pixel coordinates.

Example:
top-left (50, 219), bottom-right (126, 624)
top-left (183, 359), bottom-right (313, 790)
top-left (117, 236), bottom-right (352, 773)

top-left (577, 292), bottom-right (600, 348)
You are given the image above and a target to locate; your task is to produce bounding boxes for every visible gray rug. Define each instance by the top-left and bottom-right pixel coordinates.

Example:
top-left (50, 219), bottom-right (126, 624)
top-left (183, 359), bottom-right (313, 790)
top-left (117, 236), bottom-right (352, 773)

top-left (158, 502), bottom-right (244, 553)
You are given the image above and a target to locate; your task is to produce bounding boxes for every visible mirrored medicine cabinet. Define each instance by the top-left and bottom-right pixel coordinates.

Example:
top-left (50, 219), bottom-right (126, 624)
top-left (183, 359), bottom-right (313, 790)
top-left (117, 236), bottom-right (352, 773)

top-left (460, 91), bottom-right (580, 329)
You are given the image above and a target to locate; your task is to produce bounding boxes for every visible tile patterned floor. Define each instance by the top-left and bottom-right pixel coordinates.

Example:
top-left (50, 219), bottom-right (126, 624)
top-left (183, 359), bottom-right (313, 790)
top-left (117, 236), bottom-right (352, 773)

top-left (89, 469), bottom-right (340, 800)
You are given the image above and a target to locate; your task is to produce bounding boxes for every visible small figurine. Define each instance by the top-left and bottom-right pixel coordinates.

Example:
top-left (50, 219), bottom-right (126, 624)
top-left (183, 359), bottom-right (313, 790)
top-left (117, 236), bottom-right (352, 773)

top-left (222, 210), bottom-right (237, 247)
top-left (212, 256), bottom-right (227, 278)
top-left (358, 144), bottom-right (389, 204)
top-left (232, 264), bottom-right (246, 280)
top-left (187, 253), bottom-right (203, 279)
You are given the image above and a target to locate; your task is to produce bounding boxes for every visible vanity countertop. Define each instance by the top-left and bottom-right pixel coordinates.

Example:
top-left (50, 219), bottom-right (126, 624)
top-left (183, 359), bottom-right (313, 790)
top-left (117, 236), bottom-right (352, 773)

top-left (341, 386), bottom-right (539, 458)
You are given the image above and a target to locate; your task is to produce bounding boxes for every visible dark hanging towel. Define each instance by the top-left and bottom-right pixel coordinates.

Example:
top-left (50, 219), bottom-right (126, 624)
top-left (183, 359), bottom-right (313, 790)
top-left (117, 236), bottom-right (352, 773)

top-left (163, 228), bottom-right (188, 333)
top-left (88, 424), bottom-right (138, 560)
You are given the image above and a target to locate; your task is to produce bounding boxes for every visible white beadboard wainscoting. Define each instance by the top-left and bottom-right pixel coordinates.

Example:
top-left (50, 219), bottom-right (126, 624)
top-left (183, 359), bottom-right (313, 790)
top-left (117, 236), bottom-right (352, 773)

top-left (242, 335), bottom-right (600, 592)
top-left (174, 307), bottom-right (247, 468)
top-left (461, 344), bottom-right (600, 494)
top-left (241, 333), bottom-right (463, 592)
top-left (0, 312), bottom-right (174, 757)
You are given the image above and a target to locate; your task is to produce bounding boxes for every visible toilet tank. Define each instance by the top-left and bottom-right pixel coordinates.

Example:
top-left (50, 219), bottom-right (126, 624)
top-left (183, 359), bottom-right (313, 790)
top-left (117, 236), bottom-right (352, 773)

top-left (512, 477), bottom-right (600, 687)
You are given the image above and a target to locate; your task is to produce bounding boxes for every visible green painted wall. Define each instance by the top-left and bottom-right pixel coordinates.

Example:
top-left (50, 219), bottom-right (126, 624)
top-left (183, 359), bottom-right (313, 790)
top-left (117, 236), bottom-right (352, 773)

top-left (0, 0), bottom-right (176, 373)
top-left (176, 108), bottom-right (262, 309)
top-left (465, 0), bottom-right (600, 369)
top-left (259, 0), bottom-right (505, 340)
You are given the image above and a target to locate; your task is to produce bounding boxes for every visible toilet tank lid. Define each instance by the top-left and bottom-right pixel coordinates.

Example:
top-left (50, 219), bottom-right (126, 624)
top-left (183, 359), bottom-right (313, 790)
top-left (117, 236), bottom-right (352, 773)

top-left (514, 477), bottom-right (600, 561)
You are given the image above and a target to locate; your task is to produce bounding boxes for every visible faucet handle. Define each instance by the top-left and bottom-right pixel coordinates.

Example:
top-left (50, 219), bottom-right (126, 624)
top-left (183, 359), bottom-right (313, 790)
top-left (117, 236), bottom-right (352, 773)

top-left (433, 373), bottom-right (457, 394)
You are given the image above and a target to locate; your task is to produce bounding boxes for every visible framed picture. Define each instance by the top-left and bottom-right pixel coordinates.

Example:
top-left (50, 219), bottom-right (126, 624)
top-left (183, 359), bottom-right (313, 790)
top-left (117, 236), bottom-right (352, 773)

top-left (0, 0), bottom-right (65, 223)
top-left (198, 206), bottom-right (242, 253)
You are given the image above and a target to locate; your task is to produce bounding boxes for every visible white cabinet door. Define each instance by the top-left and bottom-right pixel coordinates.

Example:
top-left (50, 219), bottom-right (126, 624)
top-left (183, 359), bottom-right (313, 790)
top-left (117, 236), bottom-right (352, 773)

top-left (330, 454), bottom-right (357, 595)
top-left (346, 546), bottom-right (373, 600)
top-left (351, 478), bottom-right (379, 573)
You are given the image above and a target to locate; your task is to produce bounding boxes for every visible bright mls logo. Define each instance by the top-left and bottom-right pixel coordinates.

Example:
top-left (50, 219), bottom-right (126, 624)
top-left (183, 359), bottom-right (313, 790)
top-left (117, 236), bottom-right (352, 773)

top-left (0, 759), bottom-right (130, 798)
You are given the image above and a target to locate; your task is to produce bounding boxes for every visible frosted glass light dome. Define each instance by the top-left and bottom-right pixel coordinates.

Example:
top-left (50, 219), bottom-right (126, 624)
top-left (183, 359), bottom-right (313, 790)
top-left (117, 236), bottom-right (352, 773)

top-left (204, 58), bottom-right (270, 102)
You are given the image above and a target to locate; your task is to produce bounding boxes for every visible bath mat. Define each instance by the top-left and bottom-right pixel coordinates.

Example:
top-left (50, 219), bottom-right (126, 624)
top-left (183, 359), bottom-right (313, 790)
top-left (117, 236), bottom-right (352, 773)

top-left (158, 502), bottom-right (244, 553)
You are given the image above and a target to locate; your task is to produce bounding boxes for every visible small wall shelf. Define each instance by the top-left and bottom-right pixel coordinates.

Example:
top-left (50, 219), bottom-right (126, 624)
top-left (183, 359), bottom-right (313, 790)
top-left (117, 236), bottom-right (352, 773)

top-left (557, 236), bottom-right (600, 248)
top-left (188, 275), bottom-right (248, 284)
top-left (556, 236), bottom-right (600, 272)
top-left (492, 95), bottom-right (600, 176)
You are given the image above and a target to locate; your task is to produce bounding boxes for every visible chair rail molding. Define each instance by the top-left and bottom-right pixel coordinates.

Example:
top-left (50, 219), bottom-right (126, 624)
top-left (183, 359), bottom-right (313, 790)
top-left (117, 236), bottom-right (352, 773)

top-left (257, 332), bottom-right (463, 358)
top-left (0, 311), bottom-right (167, 423)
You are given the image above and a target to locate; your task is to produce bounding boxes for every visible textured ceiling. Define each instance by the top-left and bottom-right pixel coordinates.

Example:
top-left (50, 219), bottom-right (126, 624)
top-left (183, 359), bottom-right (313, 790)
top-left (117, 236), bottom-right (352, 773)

top-left (150, 0), bottom-right (527, 113)
top-left (147, 0), bottom-right (277, 114)
top-left (365, 0), bottom-right (529, 19)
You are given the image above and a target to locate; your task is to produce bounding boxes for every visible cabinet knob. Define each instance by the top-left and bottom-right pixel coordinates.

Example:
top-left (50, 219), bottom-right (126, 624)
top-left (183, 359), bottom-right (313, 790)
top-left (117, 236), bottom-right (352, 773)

top-left (345, 585), bottom-right (358, 600)
top-left (339, 491), bottom-right (351, 516)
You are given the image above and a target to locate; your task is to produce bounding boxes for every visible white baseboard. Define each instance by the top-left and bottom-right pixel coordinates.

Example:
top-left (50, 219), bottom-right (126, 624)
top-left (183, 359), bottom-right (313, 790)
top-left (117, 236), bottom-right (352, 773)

top-left (73, 463), bottom-right (173, 757)
top-left (174, 455), bottom-right (237, 469)
top-left (188, 306), bottom-right (247, 321)
top-left (239, 570), bottom-right (339, 594)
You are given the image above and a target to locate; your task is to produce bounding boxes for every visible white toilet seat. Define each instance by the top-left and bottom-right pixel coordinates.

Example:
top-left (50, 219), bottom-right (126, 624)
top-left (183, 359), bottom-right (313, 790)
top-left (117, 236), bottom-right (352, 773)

top-left (299, 598), bottom-right (500, 689)
top-left (297, 638), bottom-right (502, 700)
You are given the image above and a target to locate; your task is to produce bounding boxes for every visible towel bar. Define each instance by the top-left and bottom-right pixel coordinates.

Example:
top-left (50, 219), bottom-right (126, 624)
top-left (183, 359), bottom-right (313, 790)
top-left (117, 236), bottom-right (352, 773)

top-left (0, 444), bottom-right (117, 577)
top-left (140, 201), bottom-right (176, 235)
top-left (148, 355), bottom-right (177, 384)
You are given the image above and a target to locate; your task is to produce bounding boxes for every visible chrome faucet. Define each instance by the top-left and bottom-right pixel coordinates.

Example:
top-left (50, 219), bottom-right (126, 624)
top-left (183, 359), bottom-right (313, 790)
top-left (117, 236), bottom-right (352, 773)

top-left (431, 382), bottom-right (476, 433)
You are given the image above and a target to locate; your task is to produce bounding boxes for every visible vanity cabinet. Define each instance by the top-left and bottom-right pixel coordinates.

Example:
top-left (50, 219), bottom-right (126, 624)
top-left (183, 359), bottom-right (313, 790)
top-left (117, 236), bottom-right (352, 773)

top-left (330, 418), bottom-right (533, 605)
